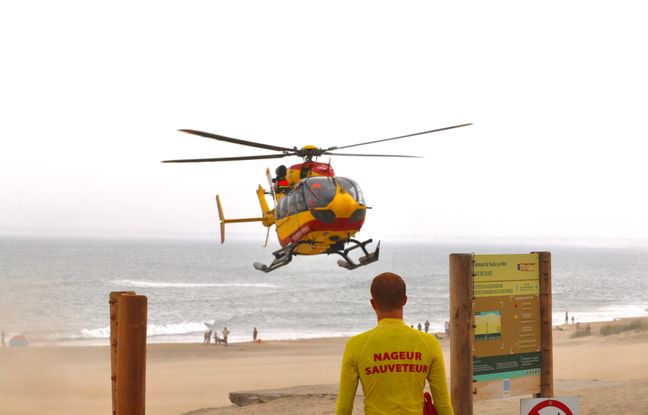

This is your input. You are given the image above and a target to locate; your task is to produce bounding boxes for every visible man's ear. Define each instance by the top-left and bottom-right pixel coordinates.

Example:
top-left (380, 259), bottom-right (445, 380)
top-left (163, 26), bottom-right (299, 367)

top-left (370, 298), bottom-right (378, 311)
top-left (402, 295), bottom-right (408, 307)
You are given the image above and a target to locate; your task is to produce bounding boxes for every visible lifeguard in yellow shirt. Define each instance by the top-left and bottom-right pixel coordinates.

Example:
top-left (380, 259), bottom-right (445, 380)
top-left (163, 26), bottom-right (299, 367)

top-left (336, 272), bottom-right (453, 415)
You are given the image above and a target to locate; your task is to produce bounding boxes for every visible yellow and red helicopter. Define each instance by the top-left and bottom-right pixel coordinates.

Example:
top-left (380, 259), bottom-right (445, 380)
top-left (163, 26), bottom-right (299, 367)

top-left (163, 123), bottom-right (471, 272)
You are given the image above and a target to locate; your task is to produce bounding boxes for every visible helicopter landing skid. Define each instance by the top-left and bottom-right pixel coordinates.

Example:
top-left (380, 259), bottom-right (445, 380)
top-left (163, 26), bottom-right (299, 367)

top-left (253, 241), bottom-right (312, 273)
top-left (331, 239), bottom-right (380, 270)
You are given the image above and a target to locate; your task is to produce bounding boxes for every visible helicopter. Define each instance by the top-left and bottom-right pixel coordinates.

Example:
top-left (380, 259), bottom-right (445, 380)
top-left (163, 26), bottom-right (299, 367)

top-left (163, 123), bottom-right (471, 272)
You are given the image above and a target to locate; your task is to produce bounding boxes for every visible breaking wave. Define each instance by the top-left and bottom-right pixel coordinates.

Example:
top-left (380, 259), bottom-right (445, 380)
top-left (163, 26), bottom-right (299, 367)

top-left (73, 321), bottom-right (208, 340)
top-left (111, 279), bottom-right (277, 289)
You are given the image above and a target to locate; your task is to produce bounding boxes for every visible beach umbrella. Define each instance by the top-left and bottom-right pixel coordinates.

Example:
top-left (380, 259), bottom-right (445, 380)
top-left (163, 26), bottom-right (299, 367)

top-left (9, 334), bottom-right (29, 347)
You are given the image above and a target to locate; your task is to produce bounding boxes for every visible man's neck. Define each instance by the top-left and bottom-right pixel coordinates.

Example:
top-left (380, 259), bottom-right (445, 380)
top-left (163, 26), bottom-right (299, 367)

top-left (376, 308), bottom-right (403, 321)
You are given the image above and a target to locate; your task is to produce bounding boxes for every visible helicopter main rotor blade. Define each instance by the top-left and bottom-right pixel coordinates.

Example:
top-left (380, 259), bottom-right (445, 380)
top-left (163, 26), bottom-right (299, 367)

top-left (162, 154), bottom-right (289, 163)
top-left (328, 123), bottom-right (472, 151)
top-left (178, 129), bottom-right (293, 152)
top-left (322, 152), bottom-right (421, 158)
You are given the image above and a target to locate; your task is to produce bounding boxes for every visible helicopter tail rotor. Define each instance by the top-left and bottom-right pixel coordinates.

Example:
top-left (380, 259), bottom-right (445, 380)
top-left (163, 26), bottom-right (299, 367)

top-left (265, 168), bottom-right (276, 208)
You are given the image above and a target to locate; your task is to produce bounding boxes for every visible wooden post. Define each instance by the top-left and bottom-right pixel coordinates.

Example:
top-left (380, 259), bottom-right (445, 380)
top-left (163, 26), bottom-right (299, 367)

top-left (449, 253), bottom-right (474, 415)
top-left (535, 251), bottom-right (554, 397)
top-left (116, 294), bottom-right (147, 415)
top-left (109, 291), bottom-right (135, 415)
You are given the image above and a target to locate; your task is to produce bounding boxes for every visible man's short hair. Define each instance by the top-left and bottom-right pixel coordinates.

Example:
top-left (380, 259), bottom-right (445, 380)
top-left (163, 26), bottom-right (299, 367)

top-left (371, 272), bottom-right (406, 310)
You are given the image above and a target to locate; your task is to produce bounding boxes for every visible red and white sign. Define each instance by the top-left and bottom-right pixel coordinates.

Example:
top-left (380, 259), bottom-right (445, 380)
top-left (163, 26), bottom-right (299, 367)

top-left (520, 397), bottom-right (579, 415)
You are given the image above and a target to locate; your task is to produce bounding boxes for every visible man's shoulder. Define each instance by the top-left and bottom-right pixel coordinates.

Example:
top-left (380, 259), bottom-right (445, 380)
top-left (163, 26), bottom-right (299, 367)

top-left (345, 327), bottom-right (377, 347)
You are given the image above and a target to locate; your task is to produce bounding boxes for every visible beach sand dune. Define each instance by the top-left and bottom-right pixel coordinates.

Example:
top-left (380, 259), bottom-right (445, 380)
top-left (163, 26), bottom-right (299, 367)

top-left (1, 319), bottom-right (647, 415)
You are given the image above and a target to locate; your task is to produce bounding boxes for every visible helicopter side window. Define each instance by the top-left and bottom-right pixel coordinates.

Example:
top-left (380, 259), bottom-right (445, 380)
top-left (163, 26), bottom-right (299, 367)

top-left (287, 192), bottom-right (298, 215)
top-left (276, 197), bottom-right (288, 219)
top-left (338, 177), bottom-right (365, 206)
top-left (277, 187), bottom-right (307, 218)
top-left (303, 177), bottom-right (336, 208)
top-left (295, 186), bottom-right (307, 212)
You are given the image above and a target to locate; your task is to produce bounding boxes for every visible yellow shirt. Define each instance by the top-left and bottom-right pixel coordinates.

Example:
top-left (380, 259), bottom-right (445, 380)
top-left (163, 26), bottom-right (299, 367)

top-left (335, 318), bottom-right (453, 415)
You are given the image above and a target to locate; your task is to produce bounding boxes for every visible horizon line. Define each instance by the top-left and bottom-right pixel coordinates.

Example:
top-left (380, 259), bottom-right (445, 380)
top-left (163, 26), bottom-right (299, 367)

top-left (2, 226), bottom-right (648, 248)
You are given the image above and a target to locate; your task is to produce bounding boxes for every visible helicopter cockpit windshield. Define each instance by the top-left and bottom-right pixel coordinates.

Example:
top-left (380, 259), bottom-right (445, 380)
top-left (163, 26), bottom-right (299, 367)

top-left (276, 177), bottom-right (336, 219)
top-left (276, 176), bottom-right (367, 219)
top-left (303, 177), bottom-right (337, 208)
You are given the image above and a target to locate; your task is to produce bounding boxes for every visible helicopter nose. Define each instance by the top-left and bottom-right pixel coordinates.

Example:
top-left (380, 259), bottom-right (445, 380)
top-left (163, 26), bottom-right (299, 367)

top-left (332, 193), bottom-right (357, 218)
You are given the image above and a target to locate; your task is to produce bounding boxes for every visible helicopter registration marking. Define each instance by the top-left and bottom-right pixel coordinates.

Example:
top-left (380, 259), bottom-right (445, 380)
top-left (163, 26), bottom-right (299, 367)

top-left (290, 224), bottom-right (311, 242)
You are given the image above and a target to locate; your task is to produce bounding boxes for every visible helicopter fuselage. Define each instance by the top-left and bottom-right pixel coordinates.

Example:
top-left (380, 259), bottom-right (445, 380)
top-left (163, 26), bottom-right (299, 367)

top-left (273, 162), bottom-right (366, 255)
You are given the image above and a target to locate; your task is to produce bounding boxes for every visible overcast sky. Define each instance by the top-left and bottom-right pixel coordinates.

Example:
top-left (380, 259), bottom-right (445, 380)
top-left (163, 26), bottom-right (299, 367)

top-left (1, 1), bottom-right (647, 242)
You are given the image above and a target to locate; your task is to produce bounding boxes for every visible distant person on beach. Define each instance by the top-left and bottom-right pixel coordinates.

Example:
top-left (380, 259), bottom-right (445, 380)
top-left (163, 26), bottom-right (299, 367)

top-left (444, 321), bottom-right (449, 337)
top-left (571, 316), bottom-right (575, 325)
top-left (335, 272), bottom-right (453, 415)
top-left (253, 327), bottom-right (258, 342)
top-left (424, 320), bottom-right (430, 333)
top-left (417, 322), bottom-right (422, 331)
top-left (223, 327), bottom-right (230, 346)
top-left (203, 330), bottom-right (211, 345)
top-left (565, 311), bottom-right (569, 325)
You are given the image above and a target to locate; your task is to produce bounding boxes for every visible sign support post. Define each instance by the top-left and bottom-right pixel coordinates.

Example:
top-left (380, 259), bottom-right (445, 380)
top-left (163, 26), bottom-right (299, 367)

top-left (535, 251), bottom-right (553, 397)
top-left (449, 253), bottom-right (474, 415)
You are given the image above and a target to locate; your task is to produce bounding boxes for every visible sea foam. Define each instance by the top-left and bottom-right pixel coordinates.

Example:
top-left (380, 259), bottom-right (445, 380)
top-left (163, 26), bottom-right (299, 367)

top-left (111, 279), bottom-right (277, 289)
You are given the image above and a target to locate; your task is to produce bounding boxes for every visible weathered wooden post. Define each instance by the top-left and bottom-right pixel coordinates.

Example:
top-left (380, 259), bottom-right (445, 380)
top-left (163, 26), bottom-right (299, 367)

top-left (116, 294), bottom-right (148, 415)
top-left (535, 251), bottom-right (554, 397)
top-left (109, 291), bottom-right (135, 415)
top-left (449, 253), bottom-right (474, 415)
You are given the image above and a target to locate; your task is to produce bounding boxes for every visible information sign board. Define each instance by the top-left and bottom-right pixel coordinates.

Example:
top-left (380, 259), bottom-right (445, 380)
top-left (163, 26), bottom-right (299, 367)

top-left (473, 254), bottom-right (541, 400)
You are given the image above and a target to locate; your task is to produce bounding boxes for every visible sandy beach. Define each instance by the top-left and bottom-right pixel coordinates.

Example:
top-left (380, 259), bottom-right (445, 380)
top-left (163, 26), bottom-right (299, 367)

top-left (1, 318), bottom-right (647, 415)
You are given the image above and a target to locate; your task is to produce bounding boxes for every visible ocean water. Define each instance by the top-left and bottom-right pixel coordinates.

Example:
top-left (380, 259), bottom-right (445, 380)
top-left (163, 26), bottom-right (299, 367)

top-left (1, 235), bottom-right (647, 346)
